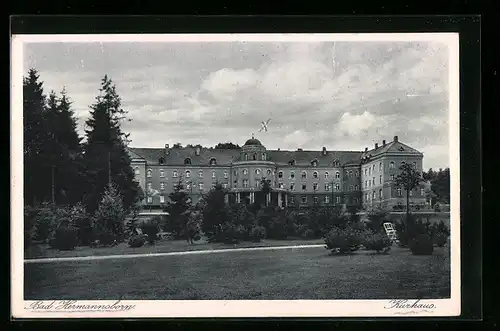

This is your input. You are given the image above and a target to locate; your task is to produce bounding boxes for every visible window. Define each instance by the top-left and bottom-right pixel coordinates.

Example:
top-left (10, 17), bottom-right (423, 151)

top-left (325, 171), bottom-right (329, 179)
top-left (336, 196), bottom-right (341, 203)
top-left (313, 183), bottom-right (318, 191)
top-left (183, 170), bottom-right (190, 178)
top-left (355, 170), bottom-right (359, 177)
top-left (198, 170), bottom-right (204, 178)
top-left (355, 185), bottom-right (359, 191)
top-left (420, 188), bottom-right (425, 196)
top-left (147, 183), bottom-right (152, 190)
top-left (243, 179), bottom-right (249, 188)
top-left (243, 169), bottom-right (248, 175)
top-left (302, 184), bottom-right (307, 191)
top-left (401, 161), bottom-right (406, 166)
top-left (354, 197), bottom-right (359, 204)
top-left (255, 169), bottom-right (261, 175)
top-left (160, 182), bottom-right (165, 190)
top-left (389, 162), bottom-right (395, 169)
top-left (267, 169), bottom-right (272, 176)
top-left (335, 171), bottom-right (340, 179)
top-left (397, 188), bottom-right (402, 196)
top-left (373, 177), bottom-right (375, 185)
top-left (373, 164), bottom-right (376, 171)
top-left (289, 159), bottom-right (296, 166)
top-left (290, 196), bottom-right (295, 204)
top-left (212, 171), bottom-right (216, 179)
top-left (199, 183), bottom-right (204, 190)
top-left (324, 196), bottom-right (330, 204)
top-left (147, 169), bottom-right (152, 178)
top-left (390, 174), bottom-right (395, 181)
top-left (262, 153), bottom-right (266, 161)
top-left (325, 183), bottom-right (331, 191)
top-left (365, 180), bottom-right (368, 187)
top-left (253, 153), bottom-right (257, 160)
top-left (379, 162), bottom-right (383, 171)
top-left (313, 171), bottom-right (318, 179)
top-left (380, 175), bottom-right (382, 184)
top-left (335, 184), bottom-right (340, 191)
top-left (372, 191), bottom-right (376, 199)
top-left (364, 169), bottom-right (368, 176)
top-left (279, 182), bottom-right (284, 189)
top-left (333, 160), bottom-right (340, 167)
top-left (173, 170), bottom-right (178, 178)
top-left (369, 168), bottom-right (371, 176)
top-left (290, 171), bottom-right (295, 179)
top-left (302, 171), bottom-right (307, 179)
top-left (244, 153), bottom-right (248, 161)
top-left (160, 195), bottom-right (165, 203)
top-left (313, 196), bottom-right (319, 204)
top-left (311, 160), bottom-right (318, 167)
top-left (159, 157), bottom-right (165, 165)
top-left (224, 171), bottom-right (228, 178)
top-left (209, 158), bottom-right (217, 166)
top-left (290, 183), bottom-right (295, 191)
top-left (147, 196), bottom-right (152, 203)
top-left (184, 158), bottom-right (191, 165)
top-left (349, 185), bottom-right (353, 191)
top-left (223, 183), bottom-right (228, 189)
top-left (186, 183), bottom-right (191, 190)
top-left (349, 170), bottom-right (353, 178)
top-left (255, 181), bottom-right (260, 188)
top-left (159, 169), bottom-right (165, 178)
top-left (413, 162), bottom-right (417, 168)
top-left (278, 171), bottom-right (283, 178)
top-left (134, 167), bottom-right (140, 175)
top-left (301, 196), bottom-right (307, 204)
top-left (409, 190), bottom-right (413, 196)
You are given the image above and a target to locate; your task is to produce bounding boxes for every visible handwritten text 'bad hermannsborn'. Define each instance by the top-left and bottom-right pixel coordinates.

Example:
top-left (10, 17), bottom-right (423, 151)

top-left (26, 300), bottom-right (135, 312)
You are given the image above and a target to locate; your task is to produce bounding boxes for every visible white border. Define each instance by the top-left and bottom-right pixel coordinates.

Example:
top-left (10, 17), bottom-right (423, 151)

top-left (11, 33), bottom-right (460, 318)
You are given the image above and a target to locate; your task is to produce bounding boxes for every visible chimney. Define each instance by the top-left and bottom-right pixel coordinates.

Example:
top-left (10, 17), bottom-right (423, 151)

top-left (322, 147), bottom-right (327, 155)
top-left (278, 148), bottom-right (280, 151)
top-left (297, 148), bottom-right (303, 151)
top-left (375, 143), bottom-right (378, 149)
top-left (195, 146), bottom-right (201, 156)
top-left (383, 140), bottom-right (386, 146)
top-left (364, 147), bottom-right (368, 152)
top-left (164, 144), bottom-right (170, 155)
top-left (394, 135), bottom-right (399, 142)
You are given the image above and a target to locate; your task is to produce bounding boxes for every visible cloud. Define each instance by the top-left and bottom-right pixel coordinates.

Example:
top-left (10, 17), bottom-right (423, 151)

top-left (23, 40), bottom-right (452, 170)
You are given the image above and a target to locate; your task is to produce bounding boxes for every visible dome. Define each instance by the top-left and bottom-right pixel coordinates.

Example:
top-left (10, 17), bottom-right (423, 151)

top-left (244, 137), bottom-right (262, 146)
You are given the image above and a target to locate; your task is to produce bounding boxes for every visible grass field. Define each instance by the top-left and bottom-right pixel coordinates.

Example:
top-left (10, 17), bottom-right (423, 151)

top-left (24, 245), bottom-right (450, 300)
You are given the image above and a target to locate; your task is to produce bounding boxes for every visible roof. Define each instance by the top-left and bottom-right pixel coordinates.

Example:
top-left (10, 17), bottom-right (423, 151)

top-left (244, 138), bottom-right (262, 146)
top-left (361, 140), bottom-right (422, 159)
top-left (127, 146), bottom-right (364, 167)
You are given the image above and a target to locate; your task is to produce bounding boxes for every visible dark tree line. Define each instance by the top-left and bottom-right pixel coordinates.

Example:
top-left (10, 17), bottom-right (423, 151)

top-left (423, 168), bottom-right (450, 204)
top-left (23, 68), bottom-right (142, 214)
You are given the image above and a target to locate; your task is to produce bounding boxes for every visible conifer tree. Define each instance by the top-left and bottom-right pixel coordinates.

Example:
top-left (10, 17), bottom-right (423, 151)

top-left (164, 176), bottom-right (192, 237)
top-left (82, 75), bottom-right (140, 213)
top-left (93, 183), bottom-right (126, 239)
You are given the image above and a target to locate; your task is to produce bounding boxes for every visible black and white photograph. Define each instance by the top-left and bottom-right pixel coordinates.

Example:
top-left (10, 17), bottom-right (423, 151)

top-left (12, 32), bottom-right (460, 318)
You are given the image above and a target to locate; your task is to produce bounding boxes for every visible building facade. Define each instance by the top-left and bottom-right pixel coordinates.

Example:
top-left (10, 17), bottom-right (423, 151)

top-left (128, 135), bottom-right (426, 210)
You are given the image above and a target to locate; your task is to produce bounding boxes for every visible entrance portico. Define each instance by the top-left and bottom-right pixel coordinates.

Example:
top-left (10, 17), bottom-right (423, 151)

top-left (229, 188), bottom-right (289, 208)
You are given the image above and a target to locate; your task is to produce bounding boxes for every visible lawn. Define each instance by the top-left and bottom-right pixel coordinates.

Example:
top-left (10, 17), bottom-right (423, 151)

top-left (24, 245), bottom-right (450, 300)
top-left (24, 238), bottom-right (324, 260)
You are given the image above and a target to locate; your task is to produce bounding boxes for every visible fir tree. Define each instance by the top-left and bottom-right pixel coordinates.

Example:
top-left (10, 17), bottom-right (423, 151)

top-left (23, 69), bottom-right (50, 205)
top-left (93, 183), bottom-right (126, 239)
top-left (82, 75), bottom-right (140, 213)
top-left (164, 176), bottom-right (192, 237)
top-left (201, 183), bottom-right (230, 238)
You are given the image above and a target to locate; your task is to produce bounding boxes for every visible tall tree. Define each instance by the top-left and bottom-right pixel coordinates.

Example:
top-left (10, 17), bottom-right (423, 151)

top-left (214, 142), bottom-right (241, 149)
top-left (23, 69), bottom-right (50, 205)
top-left (164, 176), bottom-right (192, 237)
top-left (394, 163), bottom-right (424, 219)
top-left (201, 183), bottom-right (230, 238)
top-left (82, 75), bottom-right (140, 213)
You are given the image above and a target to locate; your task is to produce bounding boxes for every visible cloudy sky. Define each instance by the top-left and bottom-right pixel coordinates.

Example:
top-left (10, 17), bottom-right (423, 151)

top-left (23, 38), bottom-right (451, 170)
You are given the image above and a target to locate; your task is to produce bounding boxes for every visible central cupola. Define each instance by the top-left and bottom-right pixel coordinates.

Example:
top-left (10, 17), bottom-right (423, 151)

top-left (241, 134), bottom-right (267, 161)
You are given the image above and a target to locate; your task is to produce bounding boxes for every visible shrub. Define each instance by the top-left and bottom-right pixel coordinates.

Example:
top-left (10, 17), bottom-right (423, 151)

top-left (53, 226), bottom-right (79, 251)
top-left (128, 234), bottom-right (147, 248)
top-left (409, 234), bottom-right (434, 255)
top-left (32, 203), bottom-right (58, 243)
top-left (361, 230), bottom-right (392, 254)
top-left (324, 226), bottom-right (361, 254)
top-left (302, 228), bottom-right (315, 239)
top-left (140, 219), bottom-right (160, 245)
top-left (433, 232), bottom-right (448, 247)
top-left (249, 225), bottom-right (267, 242)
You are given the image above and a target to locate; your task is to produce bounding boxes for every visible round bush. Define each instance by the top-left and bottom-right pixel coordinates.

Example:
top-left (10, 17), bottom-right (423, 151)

top-left (434, 232), bottom-right (448, 247)
top-left (324, 227), bottom-right (361, 254)
top-left (250, 225), bottom-right (267, 242)
top-left (361, 230), bottom-right (392, 253)
top-left (54, 226), bottom-right (79, 251)
top-left (128, 234), bottom-right (146, 248)
top-left (409, 234), bottom-right (434, 255)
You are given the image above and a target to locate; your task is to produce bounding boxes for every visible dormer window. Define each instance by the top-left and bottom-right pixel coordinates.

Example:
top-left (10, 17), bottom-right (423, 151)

top-left (184, 158), bottom-right (192, 165)
top-left (398, 146), bottom-right (405, 151)
top-left (159, 157), bottom-right (165, 165)
top-left (209, 158), bottom-right (217, 166)
top-left (311, 159), bottom-right (318, 167)
top-left (333, 160), bottom-right (340, 167)
top-left (289, 159), bottom-right (296, 166)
